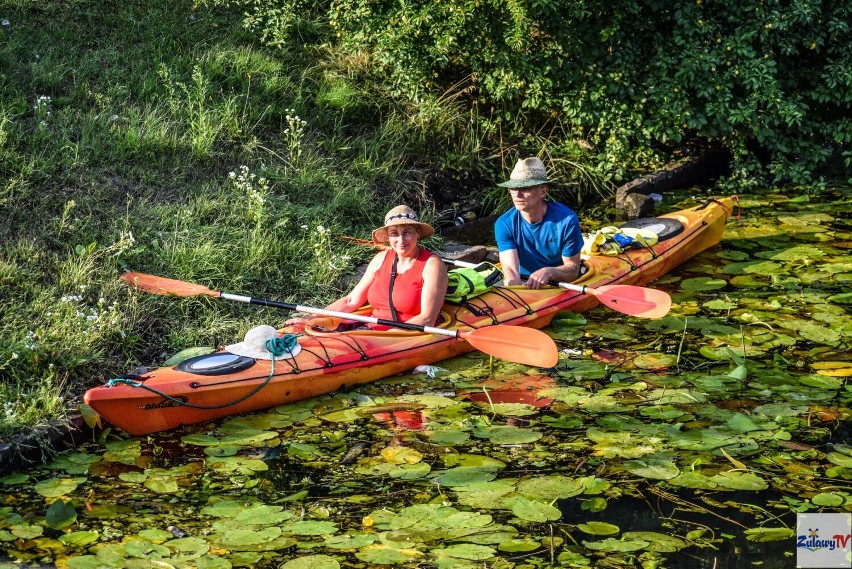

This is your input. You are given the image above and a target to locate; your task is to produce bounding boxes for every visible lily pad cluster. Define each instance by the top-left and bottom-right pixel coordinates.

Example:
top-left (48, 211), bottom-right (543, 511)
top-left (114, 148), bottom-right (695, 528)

top-left (1, 190), bottom-right (850, 568)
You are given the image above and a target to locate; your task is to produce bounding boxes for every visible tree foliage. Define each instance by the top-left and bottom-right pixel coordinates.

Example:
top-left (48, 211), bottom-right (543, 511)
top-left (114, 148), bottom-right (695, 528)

top-left (228, 0), bottom-right (852, 186)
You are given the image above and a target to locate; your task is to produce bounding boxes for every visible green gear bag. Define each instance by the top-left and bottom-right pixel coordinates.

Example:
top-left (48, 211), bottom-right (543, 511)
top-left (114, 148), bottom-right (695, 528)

top-left (445, 262), bottom-right (504, 304)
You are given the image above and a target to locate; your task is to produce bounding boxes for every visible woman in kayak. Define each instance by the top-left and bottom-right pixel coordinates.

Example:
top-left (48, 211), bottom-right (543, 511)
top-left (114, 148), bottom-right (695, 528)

top-left (288, 205), bottom-right (448, 329)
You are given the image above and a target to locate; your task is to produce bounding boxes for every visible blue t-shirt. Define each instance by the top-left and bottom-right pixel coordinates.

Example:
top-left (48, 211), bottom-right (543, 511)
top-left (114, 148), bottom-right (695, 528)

top-left (495, 201), bottom-right (583, 278)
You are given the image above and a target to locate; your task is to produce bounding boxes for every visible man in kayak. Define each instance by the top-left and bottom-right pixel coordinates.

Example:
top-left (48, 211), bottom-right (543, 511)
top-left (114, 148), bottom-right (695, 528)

top-left (495, 157), bottom-right (583, 289)
top-left (288, 205), bottom-right (448, 329)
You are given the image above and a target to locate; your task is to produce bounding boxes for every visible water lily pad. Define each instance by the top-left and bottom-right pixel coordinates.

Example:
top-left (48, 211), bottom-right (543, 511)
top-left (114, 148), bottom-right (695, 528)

top-left (633, 353), bottom-right (678, 370)
top-left (286, 520), bottom-right (338, 536)
top-left (280, 555), bottom-right (340, 569)
top-left (34, 477), bottom-right (80, 498)
top-left (423, 428), bottom-right (470, 445)
top-left (713, 470), bottom-right (768, 490)
top-left (811, 492), bottom-right (845, 507)
top-left (516, 475), bottom-right (586, 500)
top-left (623, 458), bottom-right (680, 480)
top-left (577, 521), bottom-right (619, 535)
top-left (213, 527), bottom-right (281, 547)
top-left (59, 531), bottom-right (100, 547)
top-left (234, 505), bottom-right (294, 526)
top-left (622, 531), bottom-right (687, 552)
top-left (431, 467), bottom-right (497, 486)
top-left (434, 544), bottom-right (496, 560)
top-left (354, 544), bottom-right (423, 564)
top-left (681, 277), bottom-right (727, 291)
top-left (509, 497), bottom-right (562, 522)
top-left (472, 425), bottom-right (542, 444)
top-left (704, 299), bottom-right (738, 310)
top-left (324, 533), bottom-right (378, 550)
top-left (0, 473), bottom-right (28, 485)
top-left (45, 499), bottom-right (77, 530)
top-left (583, 537), bottom-right (648, 552)
top-left (125, 540), bottom-right (170, 558)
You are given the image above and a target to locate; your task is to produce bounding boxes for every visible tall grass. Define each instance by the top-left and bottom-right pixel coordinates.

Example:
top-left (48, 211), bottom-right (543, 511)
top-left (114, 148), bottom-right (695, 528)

top-left (0, 0), bottom-right (474, 439)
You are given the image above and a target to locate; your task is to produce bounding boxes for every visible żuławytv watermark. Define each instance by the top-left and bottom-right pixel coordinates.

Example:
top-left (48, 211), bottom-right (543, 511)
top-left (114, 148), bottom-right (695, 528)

top-left (797, 513), bottom-right (851, 568)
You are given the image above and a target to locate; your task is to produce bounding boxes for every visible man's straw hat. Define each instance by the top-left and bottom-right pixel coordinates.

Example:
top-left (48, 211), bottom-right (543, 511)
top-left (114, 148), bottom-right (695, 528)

top-left (497, 157), bottom-right (550, 188)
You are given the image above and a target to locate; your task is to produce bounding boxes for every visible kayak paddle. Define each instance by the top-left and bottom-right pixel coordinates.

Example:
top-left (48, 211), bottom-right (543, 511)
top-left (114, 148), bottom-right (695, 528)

top-left (120, 272), bottom-right (559, 368)
top-left (443, 258), bottom-right (672, 319)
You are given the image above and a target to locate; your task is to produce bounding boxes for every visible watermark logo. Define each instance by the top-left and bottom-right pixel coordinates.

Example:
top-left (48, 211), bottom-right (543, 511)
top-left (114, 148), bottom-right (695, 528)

top-left (797, 513), bottom-right (851, 568)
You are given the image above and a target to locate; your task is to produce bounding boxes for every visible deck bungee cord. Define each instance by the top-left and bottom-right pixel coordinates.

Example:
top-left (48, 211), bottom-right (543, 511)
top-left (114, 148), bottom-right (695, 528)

top-left (104, 334), bottom-right (302, 410)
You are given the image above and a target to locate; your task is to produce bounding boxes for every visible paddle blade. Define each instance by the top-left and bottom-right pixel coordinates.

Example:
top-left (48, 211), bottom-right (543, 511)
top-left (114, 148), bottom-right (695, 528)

top-left (461, 326), bottom-right (559, 368)
top-left (120, 272), bottom-right (219, 298)
top-left (591, 284), bottom-right (672, 319)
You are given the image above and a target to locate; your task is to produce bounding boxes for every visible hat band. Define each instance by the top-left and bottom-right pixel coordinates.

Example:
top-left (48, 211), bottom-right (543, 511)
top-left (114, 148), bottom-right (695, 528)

top-left (385, 212), bottom-right (419, 223)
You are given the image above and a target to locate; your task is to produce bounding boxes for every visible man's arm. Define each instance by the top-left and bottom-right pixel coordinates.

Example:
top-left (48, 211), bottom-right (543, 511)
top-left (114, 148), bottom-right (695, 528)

top-left (524, 252), bottom-right (581, 289)
top-left (498, 249), bottom-right (523, 286)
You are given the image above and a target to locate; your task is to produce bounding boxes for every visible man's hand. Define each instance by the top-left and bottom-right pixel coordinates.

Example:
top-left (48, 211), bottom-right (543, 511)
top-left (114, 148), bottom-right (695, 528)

top-left (525, 267), bottom-right (557, 289)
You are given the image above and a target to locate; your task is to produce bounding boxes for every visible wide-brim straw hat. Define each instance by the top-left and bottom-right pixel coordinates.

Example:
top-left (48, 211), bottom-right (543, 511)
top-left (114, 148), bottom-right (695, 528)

top-left (226, 325), bottom-right (301, 360)
top-left (496, 157), bottom-right (550, 188)
top-left (371, 205), bottom-right (435, 243)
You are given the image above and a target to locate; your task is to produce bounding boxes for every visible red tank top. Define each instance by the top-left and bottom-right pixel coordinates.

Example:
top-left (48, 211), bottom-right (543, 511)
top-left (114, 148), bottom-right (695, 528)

top-left (367, 248), bottom-right (436, 325)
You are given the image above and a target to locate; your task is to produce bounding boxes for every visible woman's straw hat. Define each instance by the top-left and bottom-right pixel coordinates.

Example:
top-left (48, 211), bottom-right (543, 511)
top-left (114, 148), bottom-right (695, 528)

top-left (371, 205), bottom-right (435, 243)
top-left (226, 325), bottom-right (301, 360)
top-left (497, 157), bottom-right (550, 188)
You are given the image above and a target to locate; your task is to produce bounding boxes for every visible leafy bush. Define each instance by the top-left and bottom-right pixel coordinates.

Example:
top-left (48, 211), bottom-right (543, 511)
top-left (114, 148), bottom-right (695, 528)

top-left (236, 0), bottom-right (852, 186)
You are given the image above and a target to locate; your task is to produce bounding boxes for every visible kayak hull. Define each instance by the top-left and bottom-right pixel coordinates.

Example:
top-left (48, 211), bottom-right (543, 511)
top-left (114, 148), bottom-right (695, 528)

top-left (84, 198), bottom-right (733, 435)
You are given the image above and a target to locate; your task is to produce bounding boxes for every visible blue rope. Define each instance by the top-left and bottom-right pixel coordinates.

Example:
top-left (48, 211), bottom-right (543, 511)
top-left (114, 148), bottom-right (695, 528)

top-left (265, 334), bottom-right (299, 357)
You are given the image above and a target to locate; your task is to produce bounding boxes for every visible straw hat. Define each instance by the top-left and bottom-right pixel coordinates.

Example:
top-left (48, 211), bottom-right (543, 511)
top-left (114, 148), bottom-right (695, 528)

top-left (226, 325), bottom-right (301, 360)
top-left (496, 157), bottom-right (550, 188)
top-left (371, 205), bottom-right (435, 243)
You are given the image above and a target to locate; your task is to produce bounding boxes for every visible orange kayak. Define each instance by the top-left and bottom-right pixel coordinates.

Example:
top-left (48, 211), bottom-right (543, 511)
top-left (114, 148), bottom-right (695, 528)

top-left (84, 197), bottom-right (735, 435)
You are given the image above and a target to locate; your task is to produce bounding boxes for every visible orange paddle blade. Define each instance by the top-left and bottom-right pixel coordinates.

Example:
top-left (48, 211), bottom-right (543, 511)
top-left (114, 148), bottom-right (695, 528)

top-left (590, 284), bottom-right (672, 319)
top-left (120, 272), bottom-right (220, 298)
top-left (460, 326), bottom-right (559, 368)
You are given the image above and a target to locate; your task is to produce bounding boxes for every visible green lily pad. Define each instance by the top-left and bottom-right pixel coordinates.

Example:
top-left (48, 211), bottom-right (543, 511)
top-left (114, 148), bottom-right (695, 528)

top-left (577, 521), bottom-right (619, 535)
top-left (622, 531), bottom-right (687, 552)
top-left (583, 537), bottom-right (649, 552)
top-left (280, 555), bottom-right (340, 569)
top-left (45, 499), bottom-right (77, 530)
top-left (434, 544), bottom-right (496, 560)
top-left (509, 497), bottom-right (562, 522)
top-left (681, 277), bottom-right (727, 291)
top-left (34, 478), bottom-right (80, 498)
top-left (712, 470), bottom-right (768, 490)
top-left (623, 458), bottom-right (680, 480)
top-left (811, 492), bottom-right (845, 507)
top-left (57, 531), bottom-right (100, 549)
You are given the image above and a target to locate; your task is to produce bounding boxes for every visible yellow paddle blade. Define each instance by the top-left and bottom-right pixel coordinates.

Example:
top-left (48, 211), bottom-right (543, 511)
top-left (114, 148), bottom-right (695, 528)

top-left (460, 326), bottom-right (559, 368)
top-left (120, 272), bottom-right (220, 298)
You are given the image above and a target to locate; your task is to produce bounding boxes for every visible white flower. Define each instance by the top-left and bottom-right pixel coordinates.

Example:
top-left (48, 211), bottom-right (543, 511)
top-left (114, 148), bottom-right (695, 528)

top-left (1, 19), bottom-right (10, 26)
top-left (11, 353), bottom-right (18, 359)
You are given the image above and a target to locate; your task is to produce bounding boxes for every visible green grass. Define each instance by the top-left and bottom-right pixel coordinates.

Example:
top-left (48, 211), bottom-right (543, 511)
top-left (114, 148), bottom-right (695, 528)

top-left (0, 0), bottom-right (624, 440)
top-left (0, 0), bottom-right (478, 439)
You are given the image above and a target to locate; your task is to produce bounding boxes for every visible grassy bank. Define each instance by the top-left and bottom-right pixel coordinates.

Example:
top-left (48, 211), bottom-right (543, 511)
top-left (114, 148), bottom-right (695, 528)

top-left (0, 0), bottom-right (496, 439)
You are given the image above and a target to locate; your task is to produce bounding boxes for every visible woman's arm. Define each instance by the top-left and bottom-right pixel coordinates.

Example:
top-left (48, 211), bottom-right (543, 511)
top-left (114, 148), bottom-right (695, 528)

top-left (405, 255), bottom-right (449, 327)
